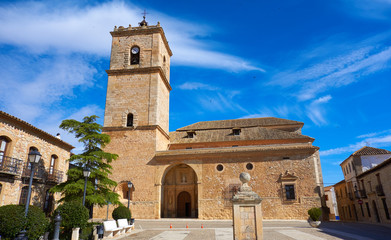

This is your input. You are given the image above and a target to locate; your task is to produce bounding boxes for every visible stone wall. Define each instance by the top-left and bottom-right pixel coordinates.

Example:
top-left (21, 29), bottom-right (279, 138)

top-left (0, 112), bottom-right (72, 208)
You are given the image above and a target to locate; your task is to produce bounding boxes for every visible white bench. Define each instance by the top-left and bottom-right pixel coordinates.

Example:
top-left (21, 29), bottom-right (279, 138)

top-left (117, 219), bottom-right (132, 233)
top-left (103, 220), bottom-right (123, 238)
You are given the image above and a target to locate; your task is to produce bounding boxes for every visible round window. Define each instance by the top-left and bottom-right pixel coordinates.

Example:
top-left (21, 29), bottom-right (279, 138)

top-left (216, 164), bottom-right (224, 172)
top-left (246, 163), bottom-right (254, 170)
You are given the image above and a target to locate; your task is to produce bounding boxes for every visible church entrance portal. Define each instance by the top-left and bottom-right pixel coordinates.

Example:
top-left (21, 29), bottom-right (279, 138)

top-left (161, 164), bottom-right (198, 218)
top-left (177, 191), bottom-right (191, 218)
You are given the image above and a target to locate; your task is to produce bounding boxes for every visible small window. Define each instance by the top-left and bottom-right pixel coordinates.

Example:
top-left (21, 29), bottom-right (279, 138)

top-left (232, 145), bottom-right (238, 147)
top-left (131, 46), bottom-right (140, 65)
top-left (0, 183), bottom-right (2, 195)
top-left (216, 164), bottom-right (224, 172)
top-left (325, 195), bottom-right (329, 201)
top-left (285, 184), bottom-right (295, 200)
top-left (186, 147), bottom-right (192, 149)
top-left (187, 131), bottom-right (195, 138)
top-left (127, 113), bottom-right (134, 127)
top-left (283, 157), bottom-right (290, 160)
top-left (246, 163), bottom-right (253, 170)
top-left (19, 186), bottom-right (29, 205)
top-left (233, 128), bottom-right (241, 136)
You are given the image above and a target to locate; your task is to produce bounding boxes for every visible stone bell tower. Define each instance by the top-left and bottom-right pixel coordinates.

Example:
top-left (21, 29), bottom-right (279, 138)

top-left (97, 18), bottom-right (173, 219)
top-left (103, 17), bottom-right (172, 133)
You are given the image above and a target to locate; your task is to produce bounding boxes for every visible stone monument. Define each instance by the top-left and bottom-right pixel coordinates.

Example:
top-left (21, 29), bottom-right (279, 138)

top-left (232, 172), bottom-right (263, 240)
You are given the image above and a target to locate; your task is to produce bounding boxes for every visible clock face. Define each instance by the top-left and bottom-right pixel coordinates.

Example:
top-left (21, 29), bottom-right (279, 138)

top-left (131, 47), bottom-right (139, 54)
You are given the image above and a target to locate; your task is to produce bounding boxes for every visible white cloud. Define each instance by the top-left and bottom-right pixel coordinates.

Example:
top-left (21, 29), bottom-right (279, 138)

top-left (0, 0), bottom-right (262, 72)
top-left (0, 54), bottom-right (96, 122)
top-left (320, 133), bottom-right (391, 156)
top-left (269, 35), bottom-right (391, 101)
top-left (342, 0), bottom-right (391, 20)
top-left (178, 82), bottom-right (219, 91)
top-left (197, 91), bottom-right (248, 114)
top-left (306, 95), bottom-right (332, 126)
top-left (35, 105), bottom-right (105, 154)
top-left (357, 129), bottom-right (391, 138)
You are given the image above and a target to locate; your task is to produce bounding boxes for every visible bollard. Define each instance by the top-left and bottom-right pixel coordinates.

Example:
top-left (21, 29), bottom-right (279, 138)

top-left (53, 213), bottom-right (62, 240)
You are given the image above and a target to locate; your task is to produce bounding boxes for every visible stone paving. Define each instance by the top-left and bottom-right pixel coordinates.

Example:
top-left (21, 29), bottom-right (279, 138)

top-left (112, 219), bottom-right (391, 240)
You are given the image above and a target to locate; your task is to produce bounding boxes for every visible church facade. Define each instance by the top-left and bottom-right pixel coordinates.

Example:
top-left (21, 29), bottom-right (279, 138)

top-left (94, 19), bottom-right (324, 220)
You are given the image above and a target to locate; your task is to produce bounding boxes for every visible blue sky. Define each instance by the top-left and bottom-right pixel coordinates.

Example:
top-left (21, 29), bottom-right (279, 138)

top-left (1, 0), bottom-right (391, 186)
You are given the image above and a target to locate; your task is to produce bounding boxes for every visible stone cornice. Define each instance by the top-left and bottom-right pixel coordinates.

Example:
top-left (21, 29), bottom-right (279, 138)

top-left (154, 144), bottom-right (319, 161)
top-left (103, 125), bottom-right (170, 140)
top-left (0, 111), bottom-right (74, 151)
top-left (106, 67), bottom-right (172, 91)
top-left (110, 27), bottom-right (173, 56)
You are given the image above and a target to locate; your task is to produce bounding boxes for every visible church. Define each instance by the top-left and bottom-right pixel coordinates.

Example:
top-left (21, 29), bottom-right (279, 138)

top-left (94, 18), bottom-right (324, 220)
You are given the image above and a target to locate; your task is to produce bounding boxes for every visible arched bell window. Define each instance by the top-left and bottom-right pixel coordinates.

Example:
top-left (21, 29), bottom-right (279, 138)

top-left (131, 46), bottom-right (140, 65)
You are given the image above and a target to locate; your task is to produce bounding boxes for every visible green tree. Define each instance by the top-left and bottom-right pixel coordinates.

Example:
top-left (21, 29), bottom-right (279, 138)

top-left (51, 115), bottom-right (121, 207)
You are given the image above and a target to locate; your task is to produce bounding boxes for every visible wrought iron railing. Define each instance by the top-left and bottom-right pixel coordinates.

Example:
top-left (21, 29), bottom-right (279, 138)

top-left (359, 189), bottom-right (367, 198)
top-left (0, 156), bottom-right (23, 175)
top-left (1, 156), bottom-right (64, 183)
top-left (47, 169), bottom-right (64, 183)
top-left (22, 163), bottom-right (47, 179)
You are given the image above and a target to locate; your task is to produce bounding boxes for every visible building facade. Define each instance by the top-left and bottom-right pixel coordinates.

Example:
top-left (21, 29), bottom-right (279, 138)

top-left (356, 157), bottom-right (391, 223)
top-left (0, 111), bottom-right (73, 213)
top-left (335, 146), bottom-right (391, 223)
top-left (324, 185), bottom-right (339, 220)
top-left (94, 19), bottom-right (324, 220)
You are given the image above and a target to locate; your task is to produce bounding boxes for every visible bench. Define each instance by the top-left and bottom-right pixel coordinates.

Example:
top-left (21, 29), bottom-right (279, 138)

top-left (103, 220), bottom-right (123, 238)
top-left (117, 219), bottom-right (133, 233)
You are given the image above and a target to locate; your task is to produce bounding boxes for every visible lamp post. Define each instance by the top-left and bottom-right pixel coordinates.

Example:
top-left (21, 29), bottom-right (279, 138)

top-left (16, 149), bottom-right (42, 240)
top-left (127, 181), bottom-right (133, 209)
top-left (82, 166), bottom-right (91, 206)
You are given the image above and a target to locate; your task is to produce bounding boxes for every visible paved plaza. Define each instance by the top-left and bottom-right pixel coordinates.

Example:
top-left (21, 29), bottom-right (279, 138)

top-left (116, 219), bottom-right (391, 240)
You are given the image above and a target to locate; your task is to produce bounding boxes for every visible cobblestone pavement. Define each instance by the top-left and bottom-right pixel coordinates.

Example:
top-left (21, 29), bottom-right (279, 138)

top-left (116, 219), bottom-right (391, 240)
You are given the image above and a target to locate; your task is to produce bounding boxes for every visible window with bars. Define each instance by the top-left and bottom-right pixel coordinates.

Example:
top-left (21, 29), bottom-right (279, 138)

top-left (285, 184), bottom-right (296, 200)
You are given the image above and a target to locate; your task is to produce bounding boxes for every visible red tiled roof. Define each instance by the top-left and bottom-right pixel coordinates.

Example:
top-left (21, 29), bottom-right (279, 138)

top-left (352, 146), bottom-right (391, 156)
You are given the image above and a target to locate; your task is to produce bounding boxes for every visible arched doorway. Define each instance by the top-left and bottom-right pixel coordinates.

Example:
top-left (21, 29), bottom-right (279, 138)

top-left (161, 164), bottom-right (198, 218)
top-left (177, 191), bottom-right (191, 218)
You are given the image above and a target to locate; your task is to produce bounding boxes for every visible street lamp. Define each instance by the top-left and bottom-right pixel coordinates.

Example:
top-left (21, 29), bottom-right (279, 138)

top-left (127, 181), bottom-right (133, 209)
top-left (16, 149), bottom-right (42, 240)
top-left (82, 166), bottom-right (91, 206)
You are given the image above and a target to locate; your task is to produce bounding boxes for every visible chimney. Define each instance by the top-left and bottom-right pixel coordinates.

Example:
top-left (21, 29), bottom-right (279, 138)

top-left (56, 133), bottom-right (61, 139)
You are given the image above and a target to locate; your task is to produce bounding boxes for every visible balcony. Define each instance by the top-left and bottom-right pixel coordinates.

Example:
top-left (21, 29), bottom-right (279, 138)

top-left (47, 169), bottom-right (64, 183)
top-left (22, 163), bottom-right (64, 184)
top-left (22, 163), bottom-right (47, 180)
top-left (376, 184), bottom-right (385, 196)
top-left (0, 156), bottom-right (24, 175)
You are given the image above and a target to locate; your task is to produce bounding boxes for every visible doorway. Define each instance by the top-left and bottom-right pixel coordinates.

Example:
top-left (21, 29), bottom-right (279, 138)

top-left (161, 164), bottom-right (198, 218)
top-left (373, 200), bottom-right (380, 222)
top-left (177, 191), bottom-right (191, 218)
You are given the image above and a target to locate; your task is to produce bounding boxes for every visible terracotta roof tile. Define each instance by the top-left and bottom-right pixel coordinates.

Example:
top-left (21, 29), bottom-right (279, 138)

top-left (177, 117), bottom-right (303, 131)
top-left (169, 126), bottom-right (312, 144)
top-left (352, 146), bottom-right (391, 156)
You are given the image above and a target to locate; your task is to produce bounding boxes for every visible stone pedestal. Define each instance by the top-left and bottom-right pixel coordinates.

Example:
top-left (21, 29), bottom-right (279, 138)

top-left (232, 172), bottom-right (263, 240)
